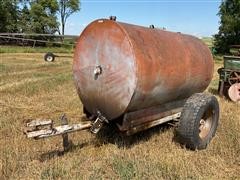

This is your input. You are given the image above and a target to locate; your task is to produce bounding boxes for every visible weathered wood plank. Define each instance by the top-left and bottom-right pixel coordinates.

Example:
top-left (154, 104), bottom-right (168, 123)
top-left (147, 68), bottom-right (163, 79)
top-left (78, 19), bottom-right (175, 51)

top-left (26, 122), bottom-right (92, 139)
top-left (26, 119), bottom-right (53, 127)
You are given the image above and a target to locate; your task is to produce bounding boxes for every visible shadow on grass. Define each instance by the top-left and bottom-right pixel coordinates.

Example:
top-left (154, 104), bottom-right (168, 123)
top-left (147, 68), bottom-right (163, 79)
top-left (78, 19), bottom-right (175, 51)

top-left (94, 122), bottom-right (174, 149)
top-left (39, 120), bottom-right (175, 161)
top-left (39, 141), bottom-right (91, 162)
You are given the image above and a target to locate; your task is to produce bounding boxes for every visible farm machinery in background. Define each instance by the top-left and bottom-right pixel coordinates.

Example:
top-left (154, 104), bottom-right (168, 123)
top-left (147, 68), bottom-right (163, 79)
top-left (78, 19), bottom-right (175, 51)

top-left (0, 33), bottom-right (78, 62)
top-left (218, 45), bottom-right (240, 102)
top-left (43, 52), bottom-right (73, 62)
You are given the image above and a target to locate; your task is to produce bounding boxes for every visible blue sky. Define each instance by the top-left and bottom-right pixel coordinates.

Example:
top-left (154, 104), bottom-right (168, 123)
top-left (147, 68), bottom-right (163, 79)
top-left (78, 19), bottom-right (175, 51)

top-left (64, 0), bottom-right (222, 37)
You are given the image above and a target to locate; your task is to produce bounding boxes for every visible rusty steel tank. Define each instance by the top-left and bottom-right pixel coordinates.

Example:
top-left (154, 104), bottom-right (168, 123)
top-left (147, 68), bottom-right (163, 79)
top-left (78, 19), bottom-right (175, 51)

top-left (73, 19), bottom-right (213, 121)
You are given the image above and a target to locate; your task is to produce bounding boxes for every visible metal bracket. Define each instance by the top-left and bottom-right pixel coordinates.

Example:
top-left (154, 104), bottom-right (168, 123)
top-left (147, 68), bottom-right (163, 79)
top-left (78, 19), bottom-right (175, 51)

top-left (60, 114), bottom-right (71, 151)
top-left (90, 111), bottom-right (108, 134)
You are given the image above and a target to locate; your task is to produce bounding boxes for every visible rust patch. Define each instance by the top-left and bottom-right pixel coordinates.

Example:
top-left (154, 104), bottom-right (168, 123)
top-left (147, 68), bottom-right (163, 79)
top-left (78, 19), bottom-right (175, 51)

top-left (73, 19), bottom-right (214, 121)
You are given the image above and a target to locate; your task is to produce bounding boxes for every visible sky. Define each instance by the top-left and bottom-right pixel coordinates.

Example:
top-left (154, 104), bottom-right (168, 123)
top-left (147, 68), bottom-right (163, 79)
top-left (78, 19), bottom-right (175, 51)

top-left (64, 0), bottom-right (222, 37)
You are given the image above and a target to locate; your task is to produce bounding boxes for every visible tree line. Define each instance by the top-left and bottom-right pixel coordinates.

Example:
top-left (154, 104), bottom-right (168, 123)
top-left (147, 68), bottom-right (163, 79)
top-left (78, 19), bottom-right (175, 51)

top-left (214, 0), bottom-right (240, 54)
top-left (0, 0), bottom-right (239, 54)
top-left (0, 0), bottom-right (80, 35)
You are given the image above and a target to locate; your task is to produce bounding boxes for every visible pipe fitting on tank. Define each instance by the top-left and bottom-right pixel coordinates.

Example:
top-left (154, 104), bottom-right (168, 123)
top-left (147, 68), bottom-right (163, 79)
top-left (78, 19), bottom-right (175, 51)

top-left (149, 24), bottom-right (155, 29)
top-left (94, 65), bottom-right (102, 80)
top-left (109, 16), bottom-right (117, 21)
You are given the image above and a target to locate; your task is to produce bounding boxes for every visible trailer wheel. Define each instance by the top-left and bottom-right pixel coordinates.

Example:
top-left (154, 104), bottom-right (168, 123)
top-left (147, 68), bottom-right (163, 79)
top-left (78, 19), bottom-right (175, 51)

top-left (176, 93), bottom-right (219, 150)
top-left (44, 52), bottom-right (55, 62)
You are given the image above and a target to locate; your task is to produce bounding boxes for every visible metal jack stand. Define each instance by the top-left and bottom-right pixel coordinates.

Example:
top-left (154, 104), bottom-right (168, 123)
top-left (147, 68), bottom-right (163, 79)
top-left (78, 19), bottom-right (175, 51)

top-left (60, 114), bottom-right (71, 152)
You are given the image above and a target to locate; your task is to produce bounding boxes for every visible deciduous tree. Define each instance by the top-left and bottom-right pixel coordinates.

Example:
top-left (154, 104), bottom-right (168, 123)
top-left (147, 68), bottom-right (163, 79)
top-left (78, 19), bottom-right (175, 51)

top-left (0, 0), bottom-right (19, 32)
top-left (19, 5), bottom-right (31, 33)
top-left (214, 0), bottom-right (240, 54)
top-left (58, 0), bottom-right (80, 35)
top-left (29, 0), bottom-right (59, 34)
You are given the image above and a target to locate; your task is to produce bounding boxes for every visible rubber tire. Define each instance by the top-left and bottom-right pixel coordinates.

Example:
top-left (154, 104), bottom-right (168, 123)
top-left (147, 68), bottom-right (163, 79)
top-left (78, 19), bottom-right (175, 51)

top-left (44, 52), bottom-right (55, 62)
top-left (176, 93), bottom-right (219, 150)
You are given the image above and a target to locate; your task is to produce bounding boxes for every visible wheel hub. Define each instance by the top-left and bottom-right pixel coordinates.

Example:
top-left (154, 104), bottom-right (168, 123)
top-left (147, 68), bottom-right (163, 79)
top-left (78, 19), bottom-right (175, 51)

top-left (47, 56), bottom-right (53, 61)
top-left (199, 111), bottom-right (213, 139)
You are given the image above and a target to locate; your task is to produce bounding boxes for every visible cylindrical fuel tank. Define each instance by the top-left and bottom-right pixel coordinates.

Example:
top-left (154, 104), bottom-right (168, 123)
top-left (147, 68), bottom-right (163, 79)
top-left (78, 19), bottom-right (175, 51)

top-left (73, 19), bottom-right (214, 120)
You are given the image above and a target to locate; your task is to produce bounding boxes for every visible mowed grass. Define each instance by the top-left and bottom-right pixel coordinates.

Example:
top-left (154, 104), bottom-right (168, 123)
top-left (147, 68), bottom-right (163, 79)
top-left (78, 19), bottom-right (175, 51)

top-left (0, 46), bottom-right (73, 54)
top-left (201, 37), bottom-right (213, 48)
top-left (0, 53), bottom-right (239, 179)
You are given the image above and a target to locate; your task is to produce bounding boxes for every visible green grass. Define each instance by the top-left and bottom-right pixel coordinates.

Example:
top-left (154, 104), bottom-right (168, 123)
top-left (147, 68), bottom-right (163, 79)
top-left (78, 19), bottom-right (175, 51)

top-left (0, 63), bottom-right (10, 73)
top-left (112, 157), bottom-right (136, 179)
top-left (5, 73), bottom-right (72, 96)
top-left (201, 37), bottom-right (214, 47)
top-left (0, 45), bottom-right (73, 53)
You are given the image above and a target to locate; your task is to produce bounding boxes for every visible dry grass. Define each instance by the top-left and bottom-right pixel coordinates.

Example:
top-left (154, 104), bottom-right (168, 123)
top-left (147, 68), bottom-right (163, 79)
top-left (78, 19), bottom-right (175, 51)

top-left (0, 53), bottom-right (239, 179)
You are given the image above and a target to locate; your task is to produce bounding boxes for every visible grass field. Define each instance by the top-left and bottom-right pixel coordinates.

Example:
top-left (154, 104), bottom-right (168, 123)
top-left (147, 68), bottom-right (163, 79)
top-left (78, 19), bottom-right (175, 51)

top-left (0, 52), bottom-right (239, 179)
top-left (201, 37), bottom-right (213, 48)
top-left (0, 46), bottom-right (73, 54)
